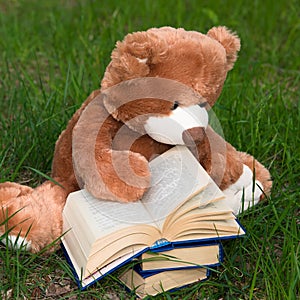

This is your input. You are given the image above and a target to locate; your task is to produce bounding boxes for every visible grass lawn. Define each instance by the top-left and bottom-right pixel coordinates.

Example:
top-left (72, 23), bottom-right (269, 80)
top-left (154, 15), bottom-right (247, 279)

top-left (0, 0), bottom-right (299, 299)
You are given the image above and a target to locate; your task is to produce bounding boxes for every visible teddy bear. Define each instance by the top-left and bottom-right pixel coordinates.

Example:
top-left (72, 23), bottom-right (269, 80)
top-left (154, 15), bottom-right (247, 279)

top-left (0, 26), bottom-right (272, 253)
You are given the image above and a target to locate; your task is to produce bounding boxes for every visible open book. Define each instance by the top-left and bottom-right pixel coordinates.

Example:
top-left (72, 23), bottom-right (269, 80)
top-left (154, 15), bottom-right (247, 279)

top-left (119, 266), bottom-right (209, 298)
top-left (61, 146), bottom-right (245, 288)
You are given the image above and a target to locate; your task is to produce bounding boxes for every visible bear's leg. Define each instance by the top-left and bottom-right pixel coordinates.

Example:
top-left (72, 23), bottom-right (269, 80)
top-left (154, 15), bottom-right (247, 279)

top-left (0, 181), bottom-right (68, 252)
top-left (193, 126), bottom-right (272, 214)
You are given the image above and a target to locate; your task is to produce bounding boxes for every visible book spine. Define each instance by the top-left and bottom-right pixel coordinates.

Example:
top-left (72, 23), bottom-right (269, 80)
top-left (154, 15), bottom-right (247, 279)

top-left (150, 238), bottom-right (171, 250)
top-left (60, 242), bottom-right (83, 289)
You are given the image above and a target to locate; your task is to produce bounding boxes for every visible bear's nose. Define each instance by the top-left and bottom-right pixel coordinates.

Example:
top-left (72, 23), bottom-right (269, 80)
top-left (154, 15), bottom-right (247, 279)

top-left (182, 127), bottom-right (205, 146)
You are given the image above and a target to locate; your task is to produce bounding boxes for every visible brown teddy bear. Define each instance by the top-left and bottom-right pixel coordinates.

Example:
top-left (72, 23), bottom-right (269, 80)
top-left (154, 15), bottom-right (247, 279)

top-left (0, 26), bottom-right (272, 252)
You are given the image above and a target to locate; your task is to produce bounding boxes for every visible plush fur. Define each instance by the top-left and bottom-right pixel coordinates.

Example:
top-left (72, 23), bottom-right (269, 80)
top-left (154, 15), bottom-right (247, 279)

top-left (0, 26), bottom-right (272, 252)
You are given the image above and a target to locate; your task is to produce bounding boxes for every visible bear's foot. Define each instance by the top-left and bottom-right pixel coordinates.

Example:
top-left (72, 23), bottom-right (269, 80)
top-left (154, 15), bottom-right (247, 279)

top-left (0, 181), bottom-right (67, 252)
top-left (0, 182), bottom-right (33, 250)
top-left (239, 152), bottom-right (272, 198)
top-left (223, 153), bottom-right (272, 215)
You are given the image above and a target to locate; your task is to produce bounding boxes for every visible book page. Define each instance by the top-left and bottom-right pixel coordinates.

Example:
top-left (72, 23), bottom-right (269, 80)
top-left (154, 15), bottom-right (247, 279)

top-left (162, 180), bottom-right (227, 231)
top-left (169, 197), bottom-right (234, 224)
top-left (168, 218), bottom-right (245, 241)
top-left (64, 190), bottom-right (157, 243)
top-left (142, 146), bottom-right (210, 229)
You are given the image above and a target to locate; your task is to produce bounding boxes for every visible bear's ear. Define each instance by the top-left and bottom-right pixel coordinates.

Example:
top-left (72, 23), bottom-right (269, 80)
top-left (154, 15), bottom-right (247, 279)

top-left (101, 30), bottom-right (168, 90)
top-left (119, 30), bottom-right (169, 64)
top-left (207, 26), bottom-right (241, 71)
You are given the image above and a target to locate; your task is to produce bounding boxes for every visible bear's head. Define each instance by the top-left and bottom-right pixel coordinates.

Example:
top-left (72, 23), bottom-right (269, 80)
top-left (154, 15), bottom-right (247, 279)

top-left (99, 26), bottom-right (240, 147)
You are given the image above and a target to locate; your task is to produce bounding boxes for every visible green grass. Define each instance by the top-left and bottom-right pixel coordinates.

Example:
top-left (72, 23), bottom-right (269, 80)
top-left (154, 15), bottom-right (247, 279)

top-left (0, 0), bottom-right (299, 299)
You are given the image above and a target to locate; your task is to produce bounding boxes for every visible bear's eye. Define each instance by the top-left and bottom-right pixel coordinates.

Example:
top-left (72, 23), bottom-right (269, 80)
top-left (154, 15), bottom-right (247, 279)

top-left (199, 102), bottom-right (207, 108)
top-left (172, 101), bottom-right (179, 110)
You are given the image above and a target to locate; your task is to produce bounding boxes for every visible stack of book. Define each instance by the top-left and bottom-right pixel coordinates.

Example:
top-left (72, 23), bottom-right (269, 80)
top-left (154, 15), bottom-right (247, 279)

top-left (61, 146), bottom-right (245, 298)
